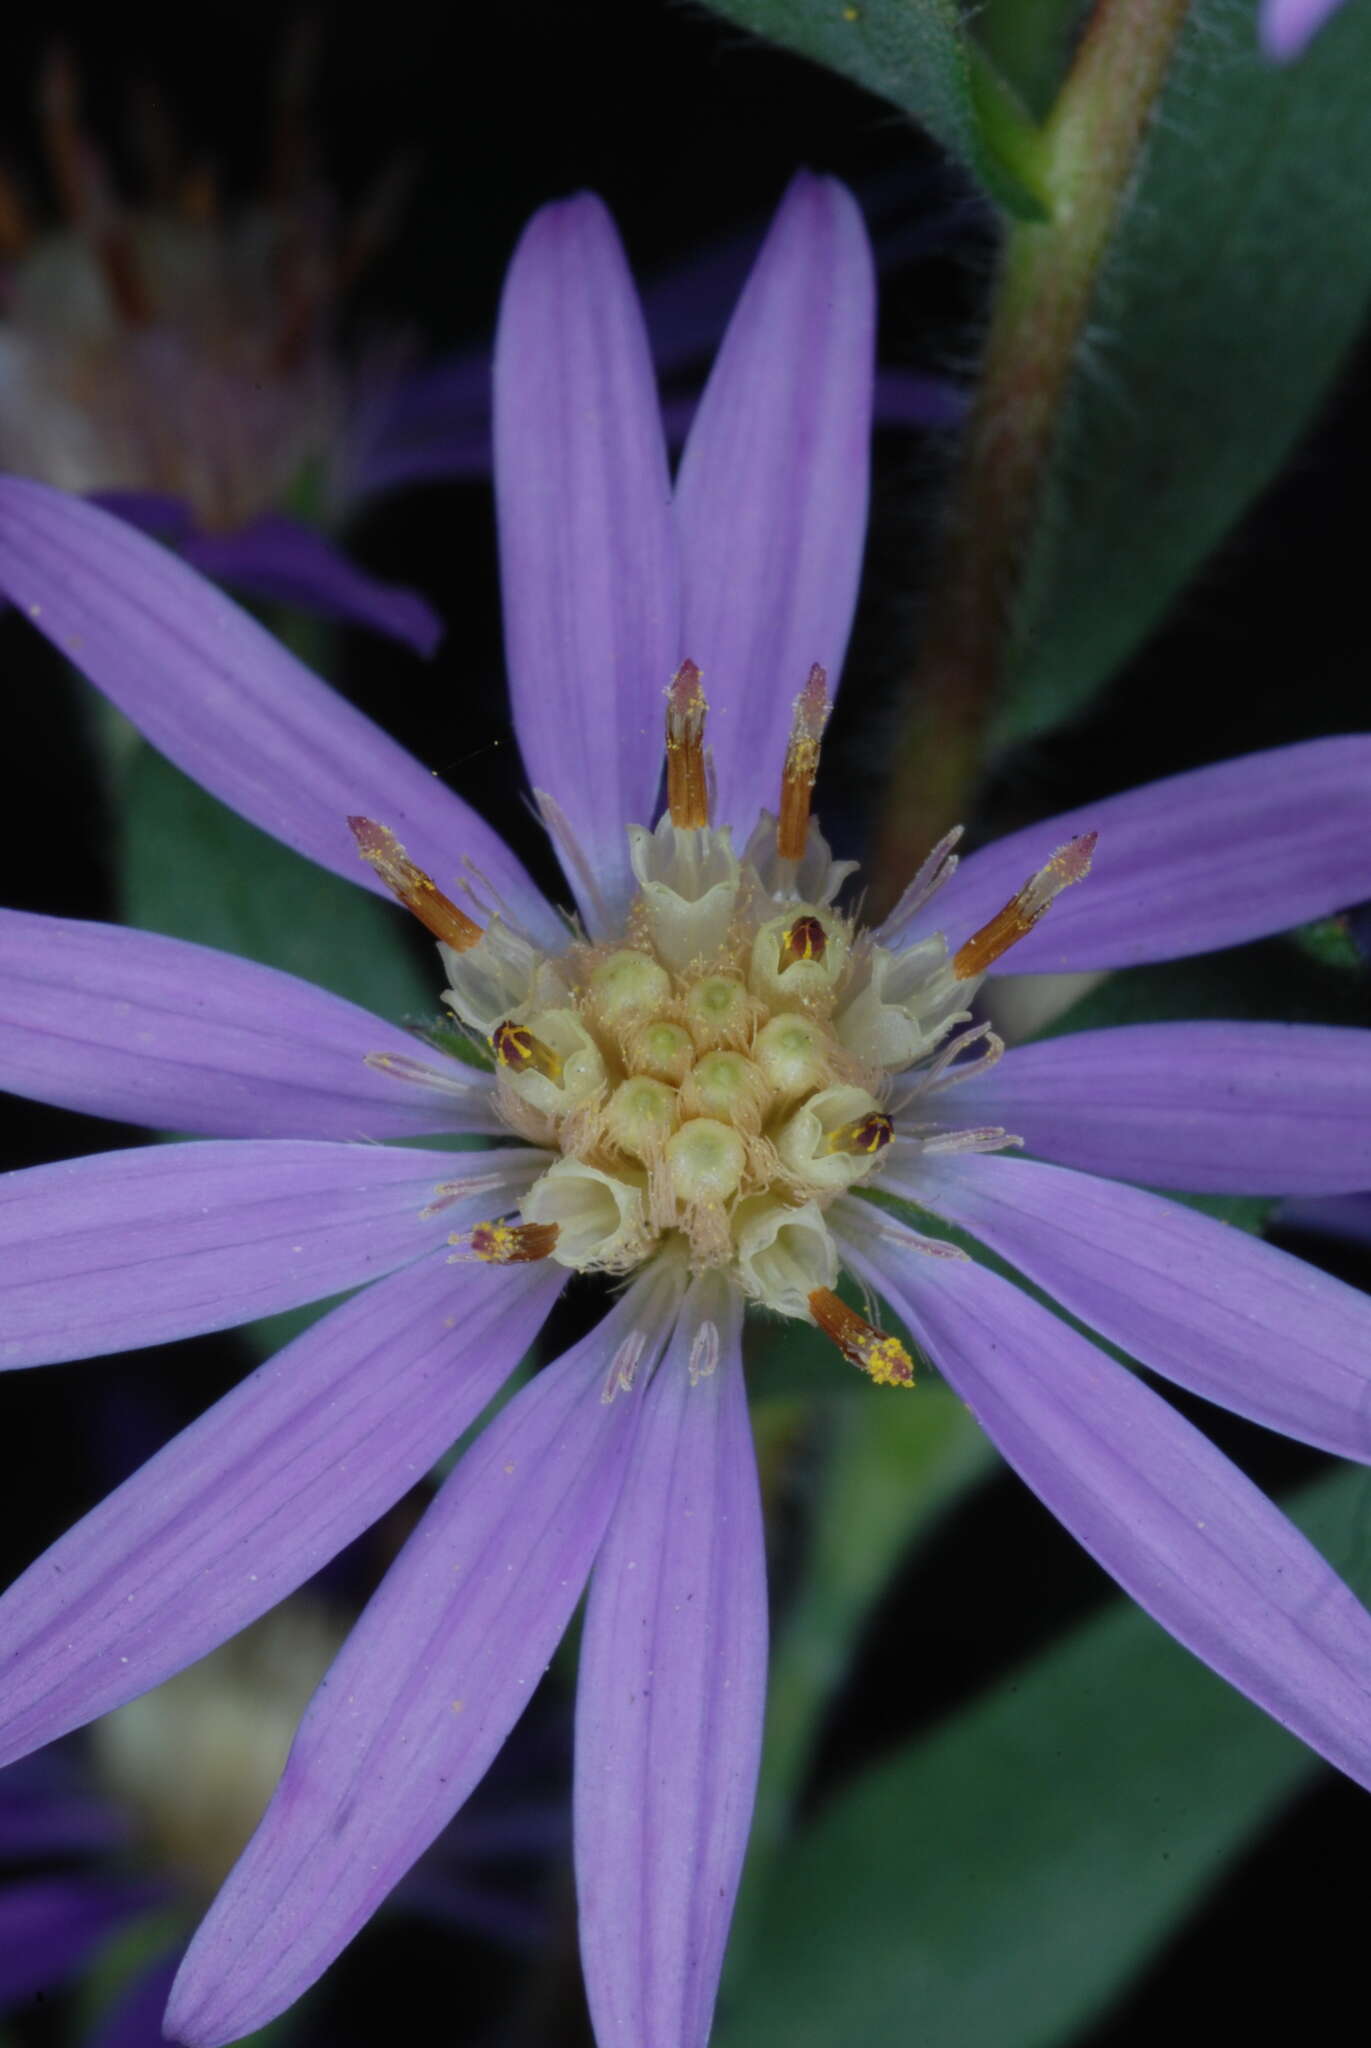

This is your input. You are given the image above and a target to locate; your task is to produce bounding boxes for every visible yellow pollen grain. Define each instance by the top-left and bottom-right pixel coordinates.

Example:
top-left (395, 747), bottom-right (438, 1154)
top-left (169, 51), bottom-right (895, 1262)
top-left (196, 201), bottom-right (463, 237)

top-left (778, 914), bottom-right (828, 973)
top-left (822, 1111), bottom-right (894, 1157)
top-left (491, 1020), bottom-right (563, 1083)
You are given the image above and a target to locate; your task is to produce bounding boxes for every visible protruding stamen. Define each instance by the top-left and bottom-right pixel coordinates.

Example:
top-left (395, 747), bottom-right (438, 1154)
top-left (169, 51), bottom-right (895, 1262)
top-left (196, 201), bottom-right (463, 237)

top-left (952, 833), bottom-right (1097, 981)
top-left (666, 660), bottom-right (710, 829)
top-left (777, 663), bottom-right (830, 861)
top-left (463, 1219), bottom-right (560, 1264)
top-left (808, 1288), bottom-right (915, 1387)
top-left (822, 1111), bottom-right (893, 1158)
top-left (349, 817), bottom-right (483, 951)
top-left (778, 914), bottom-right (828, 973)
top-left (490, 1020), bottom-right (564, 1084)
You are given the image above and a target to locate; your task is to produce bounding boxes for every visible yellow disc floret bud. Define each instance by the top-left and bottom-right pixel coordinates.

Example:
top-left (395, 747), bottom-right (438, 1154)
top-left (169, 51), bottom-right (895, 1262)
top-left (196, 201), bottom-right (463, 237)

top-left (684, 975), bottom-right (757, 1049)
top-left (606, 1076), bottom-right (680, 1159)
top-left (753, 1012), bottom-right (833, 1098)
top-left (626, 1018), bottom-right (696, 1086)
top-left (681, 1051), bottom-right (767, 1129)
top-left (665, 1118), bottom-right (747, 1204)
top-left (589, 949), bottom-right (673, 1029)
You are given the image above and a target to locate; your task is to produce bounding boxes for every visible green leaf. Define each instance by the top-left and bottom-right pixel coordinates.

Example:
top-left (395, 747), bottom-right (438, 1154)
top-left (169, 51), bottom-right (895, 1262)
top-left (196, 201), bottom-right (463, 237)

top-left (972, 0), bottom-right (1082, 120)
top-left (997, 0), bottom-right (1371, 743)
top-left (718, 1464), bottom-right (1371, 2048)
top-left (114, 738), bottom-right (469, 1360)
top-left (118, 742), bottom-right (436, 1023)
top-left (730, 1384), bottom-right (993, 1969)
top-left (697, 0), bottom-right (1050, 217)
top-left (1041, 933), bottom-right (1371, 1040)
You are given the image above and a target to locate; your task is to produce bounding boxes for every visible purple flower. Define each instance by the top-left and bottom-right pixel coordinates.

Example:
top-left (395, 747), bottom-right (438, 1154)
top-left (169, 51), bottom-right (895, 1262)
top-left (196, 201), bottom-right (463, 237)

top-left (1259, 0), bottom-right (1349, 59)
top-left (3, 170), bottom-right (1371, 2048)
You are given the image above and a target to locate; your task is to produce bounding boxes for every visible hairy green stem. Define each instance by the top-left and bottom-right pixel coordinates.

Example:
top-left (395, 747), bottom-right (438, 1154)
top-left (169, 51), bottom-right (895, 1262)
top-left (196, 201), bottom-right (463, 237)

top-left (869, 0), bottom-right (1191, 915)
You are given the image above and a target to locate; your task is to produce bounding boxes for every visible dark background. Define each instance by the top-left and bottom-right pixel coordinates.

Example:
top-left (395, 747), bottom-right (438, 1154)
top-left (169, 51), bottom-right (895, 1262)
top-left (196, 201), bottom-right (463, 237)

top-left (2, 4), bottom-right (1370, 2043)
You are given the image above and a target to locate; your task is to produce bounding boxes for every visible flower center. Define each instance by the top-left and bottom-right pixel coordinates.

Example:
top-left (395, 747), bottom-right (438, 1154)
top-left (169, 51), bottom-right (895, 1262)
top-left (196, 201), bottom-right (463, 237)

top-left (354, 663), bottom-right (1094, 1339)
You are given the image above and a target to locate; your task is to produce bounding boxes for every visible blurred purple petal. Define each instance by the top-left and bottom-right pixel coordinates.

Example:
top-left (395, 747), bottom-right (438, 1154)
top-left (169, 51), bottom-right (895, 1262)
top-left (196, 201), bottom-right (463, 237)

top-left (0, 1137), bottom-right (520, 1368)
top-left (165, 1267), bottom-right (683, 2048)
top-left (0, 478), bottom-right (560, 946)
top-left (87, 492), bottom-right (196, 543)
top-left (838, 1204), bottom-right (1371, 1794)
top-left (1260, 0), bottom-right (1347, 59)
top-left (577, 1277), bottom-right (765, 2048)
top-left (180, 516), bottom-right (442, 656)
top-left (675, 172), bottom-right (874, 833)
top-left (0, 1244), bottom-right (562, 1768)
top-left (0, 1767), bottom-right (128, 1858)
top-left (1277, 1194), bottom-right (1371, 1245)
top-left (895, 1152), bottom-right (1371, 1462)
top-left (0, 910), bottom-right (499, 1141)
top-left (343, 358), bottom-right (492, 504)
top-left (0, 1877), bottom-right (158, 2010)
top-left (494, 195), bottom-right (679, 930)
top-left (948, 1022), bottom-right (1371, 1193)
top-left (873, 365), bottom-right (966, 430)
top-left (893, 737), bottom-right (1371, 970)
top-left (398, 1870), bottom-right (548, 1950)
top-left (86, 1947), bottom-right (183, 2048)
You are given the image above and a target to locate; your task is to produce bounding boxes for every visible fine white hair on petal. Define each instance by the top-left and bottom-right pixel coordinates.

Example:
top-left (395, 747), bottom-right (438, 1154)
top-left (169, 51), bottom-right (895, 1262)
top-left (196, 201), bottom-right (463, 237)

top-left (600, 1252), bottom-right (692, 1403)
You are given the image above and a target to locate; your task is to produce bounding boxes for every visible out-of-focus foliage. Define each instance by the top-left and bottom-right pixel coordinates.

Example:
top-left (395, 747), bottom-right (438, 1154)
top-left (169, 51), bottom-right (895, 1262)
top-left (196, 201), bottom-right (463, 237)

top-left (973, 0), bottom-right (1081, 119)
top-left (696, 0), bottom-right (1050, 216)
top-left (118, 745), bottom-right (432, 1023)
top-left (718, 1465), bottom-right (1371, 2048)
top-left (732, 1385), bottom-right (993, 1961)
top-left (1041, 928), bottom-right (1371, 1041)
top-left (997, 0), bottom-right (1371, 743)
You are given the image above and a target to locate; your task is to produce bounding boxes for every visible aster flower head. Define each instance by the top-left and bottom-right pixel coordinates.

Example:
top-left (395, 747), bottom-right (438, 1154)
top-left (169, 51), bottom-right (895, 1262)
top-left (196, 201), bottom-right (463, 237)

top-left (4, 170), bottom-right (1371, 2048)
top-left (0, 43), bottom-right (443, 651)
top-left (0, 48), bottom-right (348, 532)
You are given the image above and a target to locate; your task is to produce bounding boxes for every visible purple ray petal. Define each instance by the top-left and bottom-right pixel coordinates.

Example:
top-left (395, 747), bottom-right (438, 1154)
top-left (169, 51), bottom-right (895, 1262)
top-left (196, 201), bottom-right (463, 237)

top-left (494, 195), bottom-right (680, 931)
top-left (944, 1021), bottom-right (1371, 1193)
top-left (891, 737), bottom-right (1371, 971)
top-left (165, 1265), bottom-right (685, 2048)
top-left (576, 1276), bottom-right (766, 2048)
top-left (0, 1244), bottom-right (563, 1768)
top-left (179, 515), bottom-right (443, 656)
top-left (837, 1202), bottom-right (1371, 1795)
top-left (890, 1151), bottom-right (1371, 1462)
top-left (0, 1137), bottom-right (541, 1368)
top-left (1260, 0), bottom-right (1346, 60)
top-left (0, 1877), bottom-right (160, 2010)
top-left (0, 478), bottom-right (560, 946)
top-left (660, 364), bottom-right (961, 460)
top-left (675, 172), bottom-right (875, 835)
top-left (0, 910), bottom-right (500, 1141)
